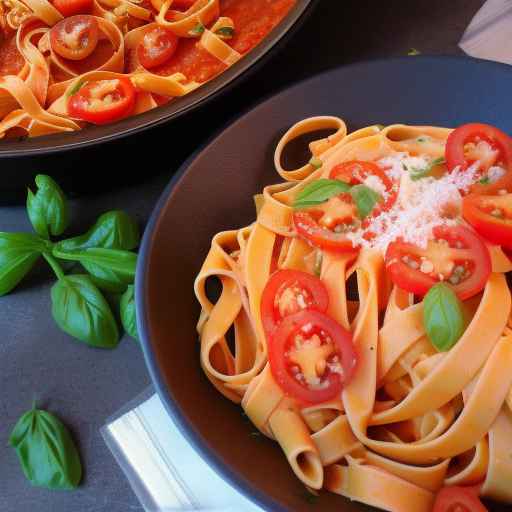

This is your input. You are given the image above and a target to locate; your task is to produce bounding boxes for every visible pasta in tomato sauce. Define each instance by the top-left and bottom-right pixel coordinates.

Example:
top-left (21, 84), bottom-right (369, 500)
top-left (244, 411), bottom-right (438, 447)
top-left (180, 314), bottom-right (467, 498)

top-left (195, 117), bottom-right (512, 511)
top-left (0, 0), bottom-right (295, 138)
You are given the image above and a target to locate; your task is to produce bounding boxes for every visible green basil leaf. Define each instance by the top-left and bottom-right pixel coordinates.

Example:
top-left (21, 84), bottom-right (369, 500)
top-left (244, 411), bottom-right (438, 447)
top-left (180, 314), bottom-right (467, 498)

top-left (51, 274), bottom-right (119, 348)
top-left (120, 285), bottom-right (139, 341)
top-left (53, 247), bottom-right (137, 293)
top-left (349, 184), bottom-right (381, 219)
top-left (27, 175), bottom-right (70, 239)
top-left (479, 176), bottom-right (491, 185)
top-left (215, 26), bottom-right (234, 38)
top-left (189, 22), bottom-right (205, 36)
top-left (0, 232), bottom-right (48, 296)
top-left (423, 283), bottom-right (465, 352)
top-left (409, 156), bottom-right (446, 181)
top-left (9, 406), bottom-right (82, 490)
top-left (54, 210), bottom-right (139, 252)
top-left (293, 179), bottom-right (351, 209)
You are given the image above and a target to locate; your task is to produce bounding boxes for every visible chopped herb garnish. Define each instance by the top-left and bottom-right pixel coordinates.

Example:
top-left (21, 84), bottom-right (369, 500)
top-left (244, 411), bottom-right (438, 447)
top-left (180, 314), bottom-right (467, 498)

top-left (417, 137), bottom-right (427, 143)
top-left (67, 80), bottom-right (86, 97)
top-left (408, 48), bottom-right (421, 56)
top-left (309, 156), bottom-right (323, 169)
top-left (409, 156), bottom-right (445, 181)
top-left (189, 23), bottom-right (205, 36)
top-left (293, 179), bottom-right (350, 210)
top-left (215, 26), bottom-right (234, 38)
top-left (479, 176), bottom-right (491, 185)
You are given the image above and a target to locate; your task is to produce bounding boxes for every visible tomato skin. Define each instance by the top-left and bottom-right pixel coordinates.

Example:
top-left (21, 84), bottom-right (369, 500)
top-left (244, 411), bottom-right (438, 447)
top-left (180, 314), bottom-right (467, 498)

top-left (171, 0), bottom-right (196, 9)
top-left (446, 123), bottom-right (512, 195)
top-left (68, 77), bottom-right (136, 125)
top-left (463, 193), bottom-right (512, 250)
top-left (260, 269), bottom-right (329, 337)
top-left (293, 211), bottom-right (358, 253)
top-left (433, 486), bottom-right (488, 512)
top-left (330, 160), bottom-right (397, 213)
top-left (268, 310), bottom-right (357, 404)
top-left (385, 225), bottom-right (491, 300)
top-left (53, 0), bottom-right (94, 17)
top-left (137, 27), bottom-right (179, 70)
top-left (50, 15), bottom-right (99, 61)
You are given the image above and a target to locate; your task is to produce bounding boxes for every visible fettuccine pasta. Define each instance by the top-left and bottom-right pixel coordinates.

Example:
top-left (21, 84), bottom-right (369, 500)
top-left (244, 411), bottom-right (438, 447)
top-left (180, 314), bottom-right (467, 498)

top-left (0, 0), bottom-right (295, 138)
top-left (195, 117), bottom-right (512, 511)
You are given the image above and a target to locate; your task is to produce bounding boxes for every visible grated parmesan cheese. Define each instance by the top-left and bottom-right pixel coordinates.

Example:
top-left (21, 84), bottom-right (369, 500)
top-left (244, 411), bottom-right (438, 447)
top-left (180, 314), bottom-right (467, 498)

top-left (486, 166), bottom-right (506, 183)
top-left (347, 154), bottom-right (481, 253)
top-left (362, 174), bottom-right (388, 198)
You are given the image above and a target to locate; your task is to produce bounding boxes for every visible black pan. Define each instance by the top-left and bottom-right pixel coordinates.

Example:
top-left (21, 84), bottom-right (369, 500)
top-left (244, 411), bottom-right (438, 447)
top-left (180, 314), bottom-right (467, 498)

top-left (137, 56), bottom-right (512, 511)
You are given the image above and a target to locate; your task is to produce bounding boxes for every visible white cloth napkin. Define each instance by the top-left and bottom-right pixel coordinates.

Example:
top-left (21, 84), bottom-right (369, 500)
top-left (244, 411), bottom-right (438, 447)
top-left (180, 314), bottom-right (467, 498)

top-left (459, 0), bottom-right (512, 64)
top-left (102, 392), bottom-right (262, 512)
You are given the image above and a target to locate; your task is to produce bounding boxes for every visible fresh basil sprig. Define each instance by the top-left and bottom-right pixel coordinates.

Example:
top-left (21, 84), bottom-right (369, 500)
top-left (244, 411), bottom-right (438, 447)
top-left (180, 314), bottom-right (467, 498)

top-left (53, 247), bottom-right (137, 293)
top-left (349, 185), bottom-right (381, 219)
top-left (408, 157), bottom-right (446, 181)
top-left (53, 210), bottom-right (139, 252)
top-left (9, 405), bottom-right (82, 490)
top-left (27, 175), bottom-right (70, 239)
top-left (121, 285), bottom-right (139, 341)
top-left (51, 274), bottom-right (119, 348)
top-left (293, 179), bottom-right (350, 209)
top-left (0, 233), bottom-right (49, 296)
top-left (423, 283), bottom-right (465, 352)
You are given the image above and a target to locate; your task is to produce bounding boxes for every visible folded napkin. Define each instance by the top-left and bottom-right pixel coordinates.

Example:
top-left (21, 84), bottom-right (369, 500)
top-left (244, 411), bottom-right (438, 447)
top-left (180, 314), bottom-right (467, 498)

top-left (102, 390), bottom-right (262, 512)
top-left (459, 0), bottom-right (512, 64)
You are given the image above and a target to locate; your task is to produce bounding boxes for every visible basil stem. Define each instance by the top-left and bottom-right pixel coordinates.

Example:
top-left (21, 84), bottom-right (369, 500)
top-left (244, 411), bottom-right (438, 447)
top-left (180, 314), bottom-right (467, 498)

top-left (0, 232), bottom-right (49, 296)
top-left (423, 283), bottom-right (465, 352)
top-left (27, 175), bottom-right (70, 239)
top-left (293, 179), bottom-right (350, 209)
top-left (9, 405), bottom-right (82, 490)
top-left (53, 210), bottom-right (139, 252)
top-left (120, 285), bottom-right (139, 341)
top-left (51, 274), bottom-right (119, 348)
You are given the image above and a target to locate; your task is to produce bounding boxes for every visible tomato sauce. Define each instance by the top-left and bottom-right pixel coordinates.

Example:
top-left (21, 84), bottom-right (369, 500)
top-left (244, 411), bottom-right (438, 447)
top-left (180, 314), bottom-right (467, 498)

top-left (153, 0), bottom-right (296, 82)
top-left (0, 36), bottom-right (25, 76)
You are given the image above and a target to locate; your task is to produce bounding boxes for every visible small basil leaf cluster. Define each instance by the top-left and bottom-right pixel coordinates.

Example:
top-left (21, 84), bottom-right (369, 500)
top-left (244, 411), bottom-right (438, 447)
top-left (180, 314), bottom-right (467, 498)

top-left (0, 174), bottom-right (140, 348)
top-left (9, 404), bottom-right (82, 490)
top-left (292, 178), bottom-right (381, 219)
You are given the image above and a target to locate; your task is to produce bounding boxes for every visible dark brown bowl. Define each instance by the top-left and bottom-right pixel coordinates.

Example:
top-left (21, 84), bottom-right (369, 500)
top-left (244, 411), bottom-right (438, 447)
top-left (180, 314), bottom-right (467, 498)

top-left (136, 57), bottom-right (512, 511)
top-left (0, 0), bottom-right (314, 202)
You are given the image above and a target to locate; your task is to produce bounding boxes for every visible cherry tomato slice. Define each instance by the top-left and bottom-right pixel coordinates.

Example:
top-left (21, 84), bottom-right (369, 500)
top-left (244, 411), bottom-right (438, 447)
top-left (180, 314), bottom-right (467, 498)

top-left (330, 160), bottom-right (397, 213)
top-left (260, 269), bottom-right (329, 337)
top-left (53, 0), bottom-right (94, 17)
top-left (50, 15), bottom-right (99, 61)
top-left (446, 123), bottom-right (512, 195)
top-left (68, 77), bottom-right (136, 125)
top-left (385, 225), bottom-right (491, 300)
top-left (268, 310), bottom-right (357, 404)
top-left (463, 192), bottom-right (512, 250)
top-left (433, 486), bottom-right (488, 512)
top-left (137, 27), bottom-right (179, 70)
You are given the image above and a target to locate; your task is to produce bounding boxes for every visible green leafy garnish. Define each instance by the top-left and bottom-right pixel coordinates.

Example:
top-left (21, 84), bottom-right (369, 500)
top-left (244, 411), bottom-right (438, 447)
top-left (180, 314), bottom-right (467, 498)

top-left (51, 274), bottom-right (119, 349)
top-left (67, 80), bottom-right (86, 97)
top-left (9, 405), bottom-right (82, 490)
top-left (120, 285), bottom-right (139, 341)
top-left (293, 179), bottom-right (350, 209)
top-left (408, 48), bottom-right (421, 56)
top-left (409, 156), bottom-right (445, 181)
top-left (309, 156), bottom-right (323, 169)
top-left (349, 184), bottom-right (381, 219)
top-left (189, 23), bottom-right (205, 36)
top-left (27, 174), bottom-right (70, 239)
top-left (0, 233), bottom-right (49, 296)
top-left (423, 283), bottom-right (465, 352)
top-left (479, 176), bottom-right (491, 185)
top-left (215, 26), bottom-right (234, 38)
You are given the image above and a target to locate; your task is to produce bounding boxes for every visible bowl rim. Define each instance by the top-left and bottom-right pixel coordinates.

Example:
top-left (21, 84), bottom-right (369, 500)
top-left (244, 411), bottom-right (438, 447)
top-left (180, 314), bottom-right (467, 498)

top-left (135, 54), bottom-right (512, 512)
top-left (0, 0), bottom-right (315, 158)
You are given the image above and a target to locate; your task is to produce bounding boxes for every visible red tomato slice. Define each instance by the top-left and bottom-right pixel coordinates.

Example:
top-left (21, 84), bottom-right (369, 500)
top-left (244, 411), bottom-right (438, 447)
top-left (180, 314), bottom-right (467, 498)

top-left (68, 77), bottom-right (136, 125)
top-left (50, 15), bottom-right (99, 61)
top-left (463, 192), bottom-right (512, 250)
top-left (260, 269), bottom-right (329, 337)
top-left (137, 27), bottom-right (179, 70)
top-left (268, 310), bottom-right (357, 404)
top-left (330, 160), bottom-right (397, 213)
top-left (446, 123), bottom-right (512, 195)
top-left (385, 225), bottom-right (491, 300)
top-left (433, 486), bottom-right (488, 512)
top-left (53, 0), bottom-right (93, 16)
